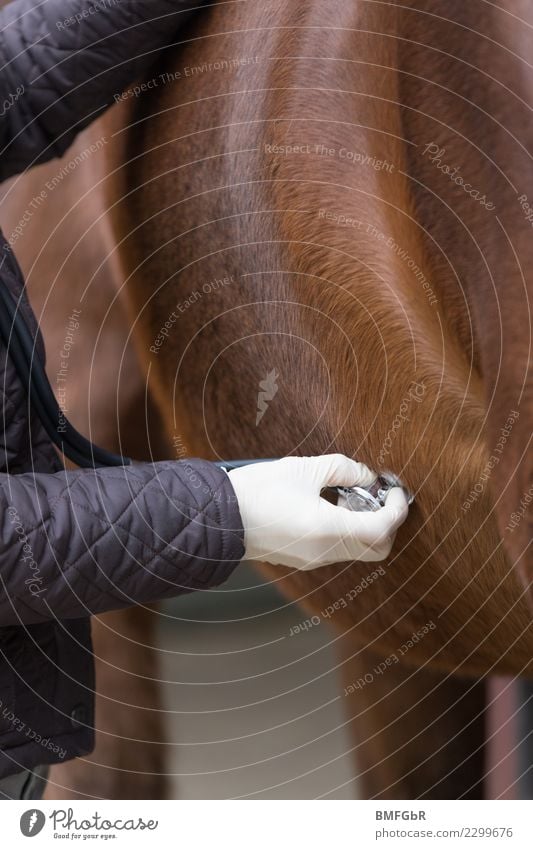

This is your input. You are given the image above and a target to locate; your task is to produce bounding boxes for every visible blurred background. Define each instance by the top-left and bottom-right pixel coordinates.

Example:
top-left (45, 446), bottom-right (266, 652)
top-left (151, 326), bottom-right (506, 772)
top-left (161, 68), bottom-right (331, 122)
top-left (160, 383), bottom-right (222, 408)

top-left (158, 568), bottom-right (357, 799)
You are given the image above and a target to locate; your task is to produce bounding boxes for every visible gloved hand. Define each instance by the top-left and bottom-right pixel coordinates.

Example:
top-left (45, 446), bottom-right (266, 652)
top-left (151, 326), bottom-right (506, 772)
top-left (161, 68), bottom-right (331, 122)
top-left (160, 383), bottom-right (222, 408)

top-left (228, 454), bottom-right (409, 569)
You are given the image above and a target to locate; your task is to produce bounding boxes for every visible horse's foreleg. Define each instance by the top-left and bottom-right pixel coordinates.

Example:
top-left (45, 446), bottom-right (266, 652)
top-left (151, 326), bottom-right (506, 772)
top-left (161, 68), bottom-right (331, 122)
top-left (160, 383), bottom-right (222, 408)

top-left (339, 639), bottom-right (486, 799)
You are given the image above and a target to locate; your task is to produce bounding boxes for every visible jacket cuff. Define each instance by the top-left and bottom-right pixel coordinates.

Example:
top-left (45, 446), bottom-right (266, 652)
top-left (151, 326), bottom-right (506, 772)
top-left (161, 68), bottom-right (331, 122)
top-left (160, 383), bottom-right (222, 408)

top-left (179, 459), bottom-right (246, 588)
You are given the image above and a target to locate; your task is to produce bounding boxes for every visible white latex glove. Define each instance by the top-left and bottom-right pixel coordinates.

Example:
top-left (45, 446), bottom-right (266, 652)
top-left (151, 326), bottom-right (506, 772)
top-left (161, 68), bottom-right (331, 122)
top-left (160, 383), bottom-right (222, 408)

top-left (227, 454), bottom-right (409, 569)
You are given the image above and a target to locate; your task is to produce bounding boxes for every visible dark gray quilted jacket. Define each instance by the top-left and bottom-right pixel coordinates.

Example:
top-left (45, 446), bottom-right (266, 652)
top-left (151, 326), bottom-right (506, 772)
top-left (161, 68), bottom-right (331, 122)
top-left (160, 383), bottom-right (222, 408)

top-left (0, 0), bottom-right (245, 778)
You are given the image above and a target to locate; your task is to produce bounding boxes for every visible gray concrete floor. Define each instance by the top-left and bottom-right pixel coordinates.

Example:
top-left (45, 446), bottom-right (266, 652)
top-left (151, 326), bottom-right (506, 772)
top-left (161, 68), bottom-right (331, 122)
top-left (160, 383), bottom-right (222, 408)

top-left (157, 567), bottom-right (358, 799)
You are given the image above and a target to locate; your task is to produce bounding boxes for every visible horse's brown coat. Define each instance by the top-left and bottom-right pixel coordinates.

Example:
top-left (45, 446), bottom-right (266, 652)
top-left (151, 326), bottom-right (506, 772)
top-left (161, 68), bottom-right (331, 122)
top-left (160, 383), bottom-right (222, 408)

top-left (106, 0), bottom-right (533, 677)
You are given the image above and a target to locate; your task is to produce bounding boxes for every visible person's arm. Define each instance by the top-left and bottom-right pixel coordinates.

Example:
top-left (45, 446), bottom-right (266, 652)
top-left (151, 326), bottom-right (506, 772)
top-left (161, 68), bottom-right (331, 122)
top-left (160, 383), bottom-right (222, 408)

top-left (0, 458), bottom-right (245, 625)
top-left (0, 452), bottom-right (409, 626)
top-left (0, 0), bottom-right (202, 180)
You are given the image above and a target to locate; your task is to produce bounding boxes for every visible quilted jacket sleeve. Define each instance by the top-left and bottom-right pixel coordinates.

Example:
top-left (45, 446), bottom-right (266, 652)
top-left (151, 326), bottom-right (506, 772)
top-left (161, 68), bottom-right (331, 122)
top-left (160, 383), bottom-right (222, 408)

top-left (0, 459), bottom-right (245, 625)
top-left (0, 0), bottom-right (202, 180)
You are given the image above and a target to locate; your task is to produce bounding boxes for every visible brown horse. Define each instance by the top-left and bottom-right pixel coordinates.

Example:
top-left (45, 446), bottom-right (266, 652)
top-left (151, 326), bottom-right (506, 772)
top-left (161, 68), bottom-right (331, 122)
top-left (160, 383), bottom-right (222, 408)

top-left (3, 0), bottom-right (532, 798)
top-left (103, 0), bottom-right (533, 797)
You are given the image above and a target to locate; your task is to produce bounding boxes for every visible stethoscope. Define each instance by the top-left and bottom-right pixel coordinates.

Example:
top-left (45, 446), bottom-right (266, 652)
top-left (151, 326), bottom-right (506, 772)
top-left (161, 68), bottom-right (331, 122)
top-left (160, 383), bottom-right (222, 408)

top-left (0, 281), bottom-right (414, 509)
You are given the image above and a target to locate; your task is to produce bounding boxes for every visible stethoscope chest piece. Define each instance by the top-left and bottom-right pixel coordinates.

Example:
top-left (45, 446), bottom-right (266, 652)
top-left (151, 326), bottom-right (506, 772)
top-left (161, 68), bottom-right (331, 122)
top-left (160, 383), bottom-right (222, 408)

top-left (336, 472), bottom-right (415, 513)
